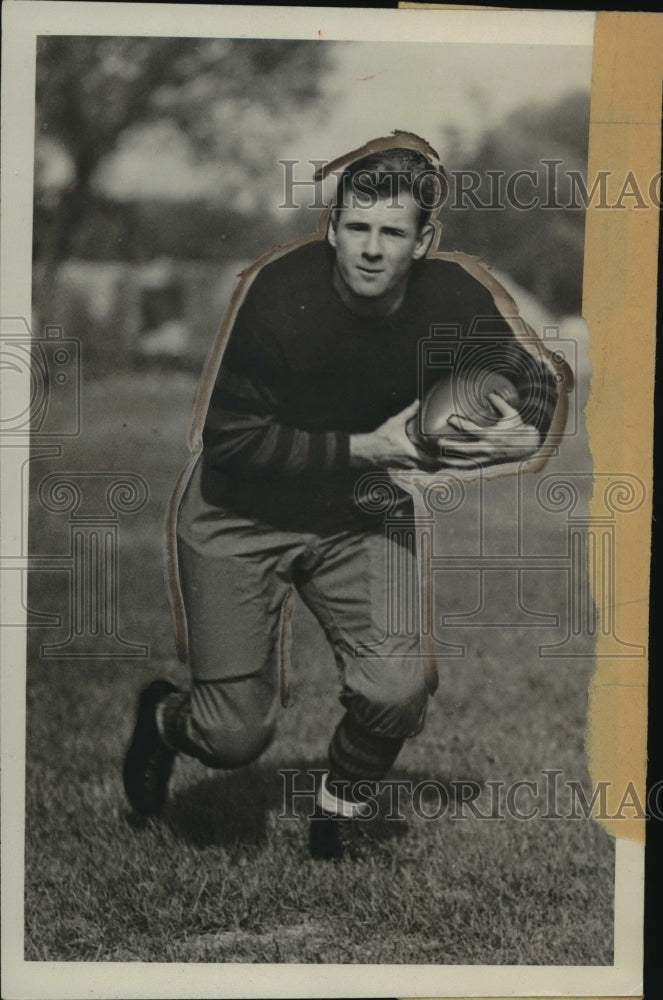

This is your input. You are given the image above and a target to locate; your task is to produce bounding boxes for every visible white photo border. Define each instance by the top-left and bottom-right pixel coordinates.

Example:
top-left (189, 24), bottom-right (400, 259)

top-left (1, 3), bottom-right (647, 998)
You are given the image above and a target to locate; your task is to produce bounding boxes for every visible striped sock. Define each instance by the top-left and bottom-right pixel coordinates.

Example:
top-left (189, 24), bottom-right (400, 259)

top-left (156, 690), bottom-right (243, 769)
top-left (155, 691), bottom-right (187, 750)
top-left (327, 713), bottom-right (403, 806)
top-left (155, 690), bottom-right (210, 762)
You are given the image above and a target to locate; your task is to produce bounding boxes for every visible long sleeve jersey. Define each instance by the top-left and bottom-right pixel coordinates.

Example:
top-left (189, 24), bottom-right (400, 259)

top-left (199, 239), bottom-right (557, 533)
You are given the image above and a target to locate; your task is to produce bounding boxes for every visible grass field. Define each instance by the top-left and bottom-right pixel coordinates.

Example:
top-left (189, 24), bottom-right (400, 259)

top-left (23, 370), bottom-right (614, 964)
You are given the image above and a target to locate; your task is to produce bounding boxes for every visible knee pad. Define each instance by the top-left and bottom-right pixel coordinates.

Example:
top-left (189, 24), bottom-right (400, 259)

top-left (192, 718), bottom-right (276, 770)
top-left (343, 666), bottom-right (429, 740)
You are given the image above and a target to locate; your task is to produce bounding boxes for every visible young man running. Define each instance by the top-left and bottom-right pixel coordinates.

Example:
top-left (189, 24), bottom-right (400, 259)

top-left (123, 139), bottom-right (557, 858)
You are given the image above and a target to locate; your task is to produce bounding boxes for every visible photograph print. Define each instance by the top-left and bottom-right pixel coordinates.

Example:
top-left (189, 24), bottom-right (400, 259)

top-left (2, 4), bottom-right (649, 996)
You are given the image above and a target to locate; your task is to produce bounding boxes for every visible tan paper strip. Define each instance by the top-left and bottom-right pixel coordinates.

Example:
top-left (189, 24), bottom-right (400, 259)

top-left (399, 5), bottom-right (660, 846)
top-left (584, 12), bottom-right (660, 845)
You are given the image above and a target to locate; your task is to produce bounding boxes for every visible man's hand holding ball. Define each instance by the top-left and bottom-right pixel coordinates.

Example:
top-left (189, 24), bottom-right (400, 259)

top-left (351, 371), bottom-right (542, 472)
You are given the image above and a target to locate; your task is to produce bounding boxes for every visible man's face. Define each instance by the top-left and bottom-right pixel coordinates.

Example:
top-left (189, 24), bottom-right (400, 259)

top-left (328, 193), bottom-right (431, 302)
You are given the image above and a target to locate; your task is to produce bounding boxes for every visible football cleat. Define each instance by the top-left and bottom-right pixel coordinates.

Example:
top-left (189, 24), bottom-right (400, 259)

top-left (123, 679), bottom-right (179, 815)
top-left (309, 809), bottom-right (344, 861)
top-left (308, 773), bottom-right (372, 860)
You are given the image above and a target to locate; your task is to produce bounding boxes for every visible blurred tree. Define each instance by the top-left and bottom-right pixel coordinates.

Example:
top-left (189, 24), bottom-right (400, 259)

top-left (439, 90), bottom-right (590, 315)
top-left (35, 36), bottom-right (331, 301)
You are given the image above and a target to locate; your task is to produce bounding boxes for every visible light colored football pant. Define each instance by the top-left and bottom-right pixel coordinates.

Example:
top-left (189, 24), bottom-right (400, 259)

top-left (166, 461), bottom-right (429, 769)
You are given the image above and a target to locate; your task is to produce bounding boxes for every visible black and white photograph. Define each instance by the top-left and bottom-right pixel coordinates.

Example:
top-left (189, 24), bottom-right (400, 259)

top-left (1, 4), bottom-right (655, 998)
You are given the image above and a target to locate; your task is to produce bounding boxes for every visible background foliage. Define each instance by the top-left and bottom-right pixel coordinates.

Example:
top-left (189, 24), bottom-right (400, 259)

top-left (34, 36), bottom-right (590, 373)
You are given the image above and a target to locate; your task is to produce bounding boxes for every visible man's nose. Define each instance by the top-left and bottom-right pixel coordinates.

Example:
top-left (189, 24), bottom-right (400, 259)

top-left (362, 230), bottom-right (383, 259)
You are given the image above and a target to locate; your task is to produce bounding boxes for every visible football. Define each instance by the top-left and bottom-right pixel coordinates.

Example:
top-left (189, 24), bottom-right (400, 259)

top-left (406, 369), bottom-right (522, 453)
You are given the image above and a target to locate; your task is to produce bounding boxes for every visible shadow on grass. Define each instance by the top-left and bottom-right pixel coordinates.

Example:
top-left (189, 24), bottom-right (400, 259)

top-left (131, 756), bottom-right (490, 851)
top-left (164, 763), bottom-right (275, 849)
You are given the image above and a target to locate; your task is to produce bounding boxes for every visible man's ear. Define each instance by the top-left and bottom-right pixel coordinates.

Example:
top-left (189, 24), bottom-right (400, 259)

top-left (413, 223), bottom-right (435, 260)
top-left (327, 211), bottom-right (339, 248)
